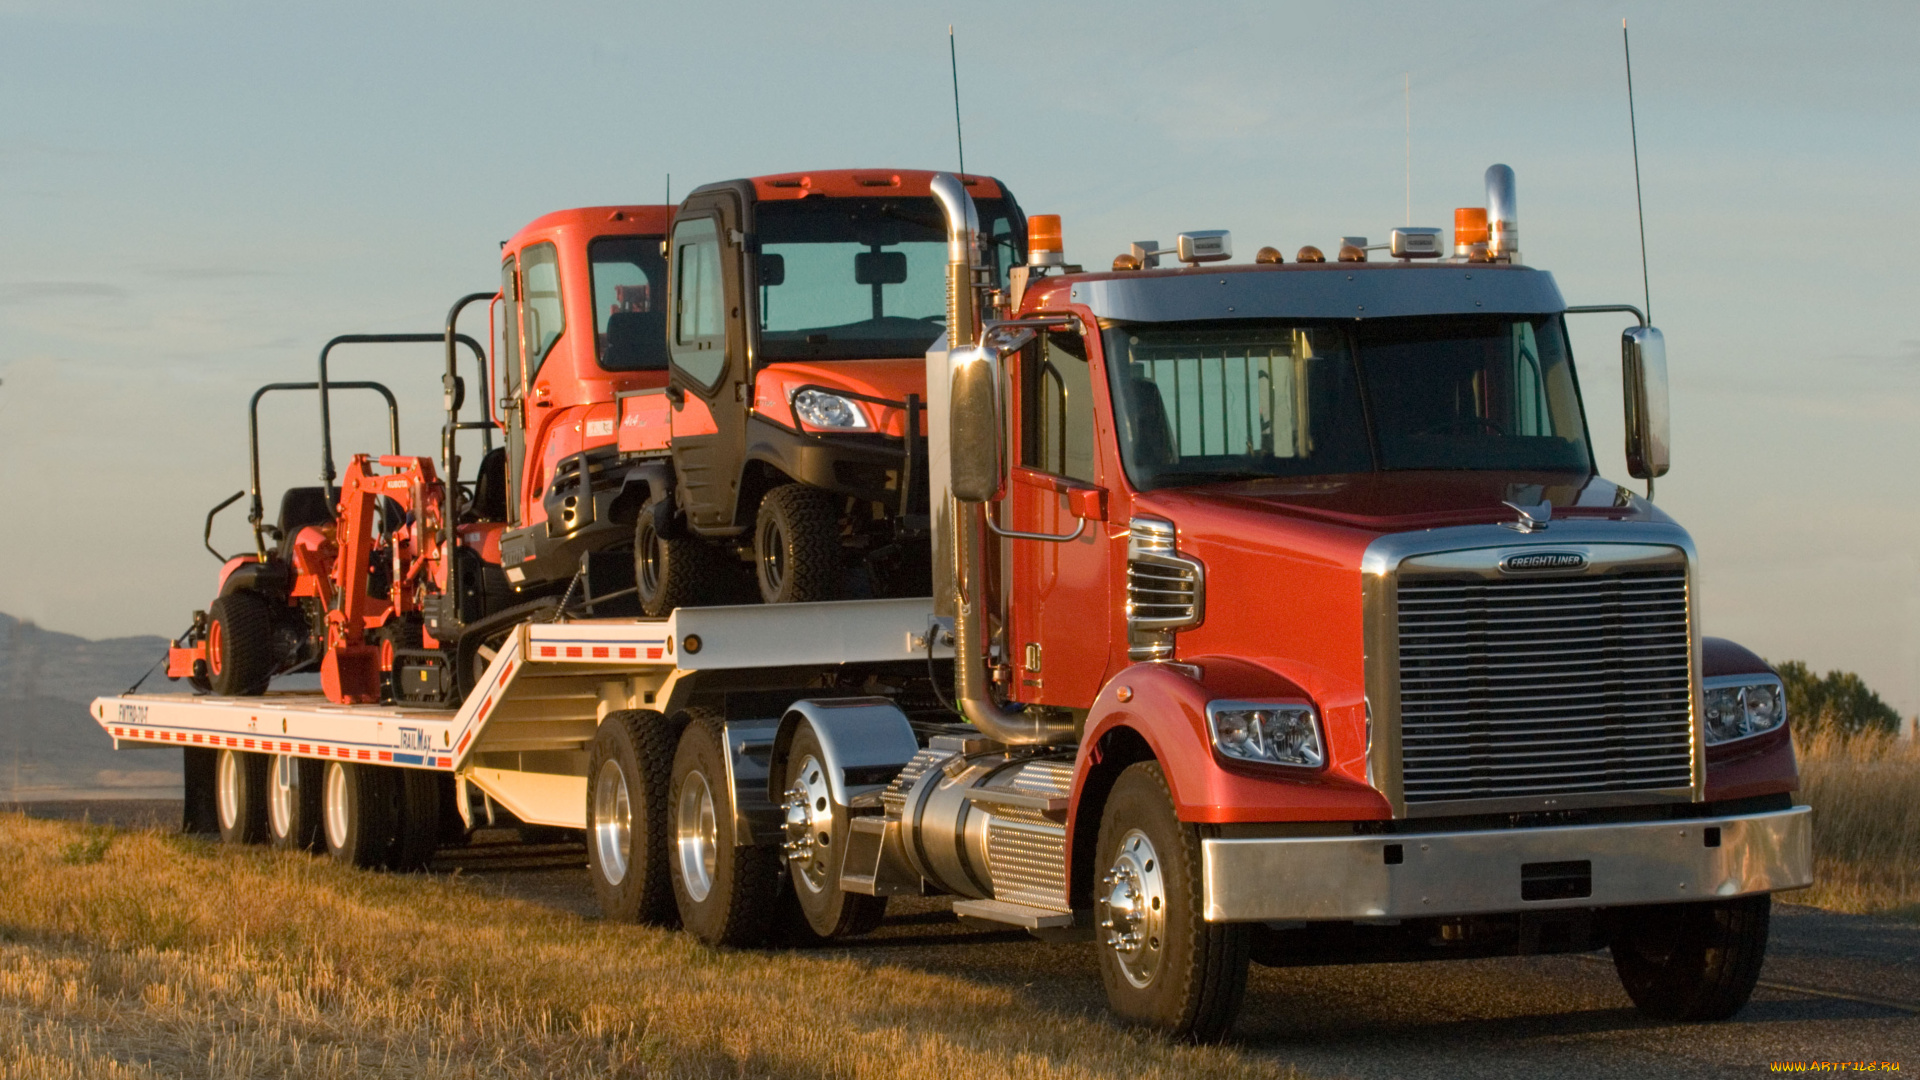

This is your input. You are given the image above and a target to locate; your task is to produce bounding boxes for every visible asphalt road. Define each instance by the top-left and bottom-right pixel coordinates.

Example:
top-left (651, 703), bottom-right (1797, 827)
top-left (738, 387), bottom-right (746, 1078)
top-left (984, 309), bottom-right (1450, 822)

top-left (20, 800), bottom-right (1917, 1077)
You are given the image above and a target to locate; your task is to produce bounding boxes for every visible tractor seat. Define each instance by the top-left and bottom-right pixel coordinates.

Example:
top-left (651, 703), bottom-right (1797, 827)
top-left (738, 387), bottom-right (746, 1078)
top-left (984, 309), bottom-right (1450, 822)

top-left (602, 310), bottom-right (668, 371)
top-left (274, 487), bottom-right (334, 555)
top-left (470, 447), bottom-right (508, 523)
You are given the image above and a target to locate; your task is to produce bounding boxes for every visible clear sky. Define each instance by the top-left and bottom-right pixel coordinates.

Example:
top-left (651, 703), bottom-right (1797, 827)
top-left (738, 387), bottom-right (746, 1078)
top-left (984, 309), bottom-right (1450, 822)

top-left (2, 1), bottom-right (1916, 713)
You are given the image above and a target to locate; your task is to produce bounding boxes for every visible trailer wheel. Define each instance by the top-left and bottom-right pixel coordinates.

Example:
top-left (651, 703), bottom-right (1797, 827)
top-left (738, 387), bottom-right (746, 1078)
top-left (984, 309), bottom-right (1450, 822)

top-left (668, 714), bottom-right (783, 946)
top-left (1093, 760), bottom-right (1250, 1043)
top-left (386, 768), bottom-right (443, 871)
top-left (207, 592), bottom-right (274, 696)
top-left (215, 749), bottom-right (270, 845)
top-left (753, 485), bottom-right (842, 604)
top-left (779, 723), bottom-right (886, 939)
top-left (586, 710), bottom-right (680, 925)
top-left (1611, 895), bottom-right (1771, 1021)
top-left (634, 502), bottom-right (721, 616)
top-left (323, 760), bottom-right (394, 869)
top-left (267, 753), bottom-right (325, 852)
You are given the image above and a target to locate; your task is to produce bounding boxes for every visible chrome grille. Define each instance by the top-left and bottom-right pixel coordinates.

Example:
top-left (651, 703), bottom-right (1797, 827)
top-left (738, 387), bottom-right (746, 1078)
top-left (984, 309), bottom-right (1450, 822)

top-left (1396, 566), bottom-right (1692, 805)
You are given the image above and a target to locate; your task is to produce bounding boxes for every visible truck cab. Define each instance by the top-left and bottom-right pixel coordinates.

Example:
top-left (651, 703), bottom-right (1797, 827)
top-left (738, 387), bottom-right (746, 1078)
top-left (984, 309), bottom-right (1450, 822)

top-left (621, 170), bottom-right (1026, 611)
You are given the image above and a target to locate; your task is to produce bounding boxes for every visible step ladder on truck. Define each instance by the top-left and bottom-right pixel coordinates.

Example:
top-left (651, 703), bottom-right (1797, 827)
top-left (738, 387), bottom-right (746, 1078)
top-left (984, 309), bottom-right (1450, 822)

top-left (98, 165), bottom-right (1812, 1042)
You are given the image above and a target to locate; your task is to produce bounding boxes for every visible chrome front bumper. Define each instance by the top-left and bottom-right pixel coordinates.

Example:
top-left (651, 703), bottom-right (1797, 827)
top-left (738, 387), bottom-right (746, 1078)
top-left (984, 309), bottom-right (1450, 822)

top-left (1201, 806), bottom-right (1812, 922)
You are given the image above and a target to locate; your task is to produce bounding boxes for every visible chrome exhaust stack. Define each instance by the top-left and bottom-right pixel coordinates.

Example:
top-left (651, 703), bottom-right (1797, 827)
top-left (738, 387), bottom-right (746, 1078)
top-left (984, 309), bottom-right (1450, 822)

top-left (1486, 164), bottom-right (1519, 264)
top-left (927, 173), bottom-right (1075, 747)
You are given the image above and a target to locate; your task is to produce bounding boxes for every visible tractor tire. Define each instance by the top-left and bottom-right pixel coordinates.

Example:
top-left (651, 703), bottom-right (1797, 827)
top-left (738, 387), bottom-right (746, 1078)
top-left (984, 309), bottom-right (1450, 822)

top-left (1094, 760), bottom-right (1251, 1043)
top-left (586, 709), bottom-right (682, 925)
top-left (386, 768), bottom-right (443, 871)
top-left (215, 748), bottom-right (270, 845)
top-left (668, 713), bottom-right (784, 946)
top-left (634, 502), bottom-right (722, 617)
top-left (753, 485), bottom-right (843, 604)
top-left (323, 760), bottom-right (395, 869)
top-left (207, 591), bottom-right (274, 696)
top-left (1612, 895), bottom-right (1772, 1021)
top-left (779, 722), bottom-right (886, 940)
top-left (267, 753), bottom-right (326, 852)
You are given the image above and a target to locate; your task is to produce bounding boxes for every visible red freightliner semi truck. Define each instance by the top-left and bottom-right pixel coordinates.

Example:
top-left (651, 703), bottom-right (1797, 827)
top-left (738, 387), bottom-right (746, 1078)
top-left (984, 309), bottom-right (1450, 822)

top-left (98, 165), bottom-right (1809, 1041)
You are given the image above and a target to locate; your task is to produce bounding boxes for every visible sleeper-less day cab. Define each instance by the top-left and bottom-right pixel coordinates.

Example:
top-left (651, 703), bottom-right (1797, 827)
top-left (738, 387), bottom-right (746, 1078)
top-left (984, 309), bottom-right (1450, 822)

top-left (101, 165), bottom-right (1807, 1041)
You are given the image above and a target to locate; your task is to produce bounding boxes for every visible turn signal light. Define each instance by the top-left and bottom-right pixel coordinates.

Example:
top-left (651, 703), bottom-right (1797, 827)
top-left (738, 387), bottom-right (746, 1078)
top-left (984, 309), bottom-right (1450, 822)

top-left (1029, 214), bottom-right (1065, 267)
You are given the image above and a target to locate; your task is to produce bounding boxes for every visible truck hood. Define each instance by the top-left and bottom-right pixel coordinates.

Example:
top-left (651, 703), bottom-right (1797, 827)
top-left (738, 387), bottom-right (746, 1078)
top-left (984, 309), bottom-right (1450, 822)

top-left (753, 358), bottom-right (926, 437)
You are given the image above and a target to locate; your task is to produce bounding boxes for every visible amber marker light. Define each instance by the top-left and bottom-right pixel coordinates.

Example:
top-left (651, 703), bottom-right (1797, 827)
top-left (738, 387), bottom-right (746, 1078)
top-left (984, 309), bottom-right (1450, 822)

top-left (1296, 246), bottom-right (1325, 263)
top-left (1255, 246), bottom-right (1284, 264)
top-left (1112, 253), bottom-right (1142, 271)
top-left (1337, 243), bottom-right (1366, 263)
top-left (1028, 214), bottom-right (1065, 267)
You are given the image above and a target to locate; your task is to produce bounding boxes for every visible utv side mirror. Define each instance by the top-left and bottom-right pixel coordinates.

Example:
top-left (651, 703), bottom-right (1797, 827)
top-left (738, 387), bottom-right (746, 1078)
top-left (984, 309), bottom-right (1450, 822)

top-left (1622, 326), bottom-right (1670, 480)
top-left (758, 253), bottom-right (785, 287)
top-left (949, 346), bottom-right (1005, 502)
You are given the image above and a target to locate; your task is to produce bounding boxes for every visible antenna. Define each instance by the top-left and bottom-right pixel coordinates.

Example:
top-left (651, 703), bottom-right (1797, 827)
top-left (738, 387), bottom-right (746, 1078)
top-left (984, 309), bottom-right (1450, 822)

top-left (949, 25), bottom-right (966, 176)
top-left (1404, 73), bottom-right (1412, 226)
top-left (666, 172), bottom-right (671, 206)
top-left (1623, 19), bottom-right (1651, 323)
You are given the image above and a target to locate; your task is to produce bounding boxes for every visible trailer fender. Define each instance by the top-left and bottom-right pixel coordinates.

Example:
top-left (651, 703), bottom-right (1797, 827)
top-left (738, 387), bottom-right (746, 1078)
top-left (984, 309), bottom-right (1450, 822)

top-left (1702, 636), bottom-right (1800, 801)
top-left (718, 717), bottom-right (784, 845)
top-left (766, 697), bottom-right (918, 810)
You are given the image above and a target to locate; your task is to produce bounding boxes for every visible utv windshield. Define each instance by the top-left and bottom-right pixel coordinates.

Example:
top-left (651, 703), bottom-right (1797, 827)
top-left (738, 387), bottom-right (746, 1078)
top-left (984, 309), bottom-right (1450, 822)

top-left (1103, 315), bottom-right (1590, 490)
top-left (755, 196), bottom-right (1022, 362)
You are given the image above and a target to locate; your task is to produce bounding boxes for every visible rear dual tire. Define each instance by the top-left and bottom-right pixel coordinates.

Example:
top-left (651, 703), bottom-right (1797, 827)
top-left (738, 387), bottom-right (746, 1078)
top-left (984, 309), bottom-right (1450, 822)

top-left (321, 761), bottom-right (441, 870)
top-left (587, 710), bottom-right (681, 925)
top-left (215, 748), bottom-right (270, 845)
top-left (668, 715), bottom-right (785, 946)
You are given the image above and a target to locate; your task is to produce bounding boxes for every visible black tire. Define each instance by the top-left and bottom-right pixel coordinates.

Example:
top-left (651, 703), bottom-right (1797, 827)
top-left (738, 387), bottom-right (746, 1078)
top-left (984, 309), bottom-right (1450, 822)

top-left (586, 709), bottom-right (681, 925)
top-left (1611, 895), bottom-right (1772, 1021)
top-left (634, 502), bottom-right (722, 617)
top-left (668, 713), bottom-right (784, 946)
top-left (1094, 761), bottom-right (1250, 1043)
top-left (753, 485), bottom-right (843, 604)
top-left (779, 723), bottom-right (887, 939)
top-left (322, 760), bottom-right (394, 869)
top-left (267, 754), bottom-right (326, 852)
top-left (386, 768), bottom-right (442, 871)
top-left (215, 748), bottom-right (270, 845)
top-left (207, 591), bottom-right (274, 696)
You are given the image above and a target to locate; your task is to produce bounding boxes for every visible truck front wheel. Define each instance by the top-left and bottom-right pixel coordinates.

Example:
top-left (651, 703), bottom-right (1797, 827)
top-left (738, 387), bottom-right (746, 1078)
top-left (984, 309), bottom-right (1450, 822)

top-left (668, 714), bottom-right (783, 945)
top-left (1611, 895), bottom-right (1771, 1021)
top-left (780, 723), bottom-right (885, 938)
top-left (215, 748), bottom-right (270, 844)
top-left (586, 710), bottom-right (680, 925)
top-left (1094, 761), bottom-right (1250, 1042)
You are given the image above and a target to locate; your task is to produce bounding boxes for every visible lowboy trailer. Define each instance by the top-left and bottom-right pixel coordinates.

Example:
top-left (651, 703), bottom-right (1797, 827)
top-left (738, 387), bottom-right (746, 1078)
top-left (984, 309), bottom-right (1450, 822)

top-left (98, 165), bottom-right (1812, 1041)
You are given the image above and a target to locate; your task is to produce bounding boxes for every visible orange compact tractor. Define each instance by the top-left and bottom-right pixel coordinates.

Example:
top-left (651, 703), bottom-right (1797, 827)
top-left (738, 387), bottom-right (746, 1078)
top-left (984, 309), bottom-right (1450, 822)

top-left (617, 170), bottom-right (1027, 612)
top-left (168, 205), bottom-right (678, 704)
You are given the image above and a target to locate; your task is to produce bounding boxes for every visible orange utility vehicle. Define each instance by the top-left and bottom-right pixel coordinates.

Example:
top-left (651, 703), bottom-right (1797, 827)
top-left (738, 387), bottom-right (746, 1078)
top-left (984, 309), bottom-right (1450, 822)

top-left (114, 166), bottom-right (1811, 1040)
top-left (618, 170), bottom-right (1027, 612)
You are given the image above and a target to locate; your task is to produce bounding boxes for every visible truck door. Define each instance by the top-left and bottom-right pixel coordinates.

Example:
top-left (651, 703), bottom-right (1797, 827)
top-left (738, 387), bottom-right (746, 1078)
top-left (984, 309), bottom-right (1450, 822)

top-left (1006, 327), bottom-right (1112, 707)
top-left (666, 189), bottom-right (751, 532)
top-left (500, 253), bottom-right (526, 526)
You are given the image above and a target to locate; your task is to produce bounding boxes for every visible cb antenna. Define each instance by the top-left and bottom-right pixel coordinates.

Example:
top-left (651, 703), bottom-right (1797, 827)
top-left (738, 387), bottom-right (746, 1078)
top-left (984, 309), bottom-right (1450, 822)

top-left (1623, 19), bottom-right (1651, 323)
top-left (949, 25), bottom-right (966, 176)
top-left (666, 172), bottom-right (671, 206)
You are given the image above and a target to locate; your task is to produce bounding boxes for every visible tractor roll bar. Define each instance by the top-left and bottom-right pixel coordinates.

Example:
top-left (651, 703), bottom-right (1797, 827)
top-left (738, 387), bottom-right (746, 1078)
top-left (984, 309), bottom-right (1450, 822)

top-left (317, 332), bottom-right (486, 501)
top-left (252, 380), bottom-right (398, 561)
top-left (442, 291), bottom-right (500, 558)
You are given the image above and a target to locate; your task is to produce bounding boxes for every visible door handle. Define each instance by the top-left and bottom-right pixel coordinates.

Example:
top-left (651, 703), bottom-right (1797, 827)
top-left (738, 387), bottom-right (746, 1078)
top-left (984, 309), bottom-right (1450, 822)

top-left (984, 507), bottom-right (1086, 543)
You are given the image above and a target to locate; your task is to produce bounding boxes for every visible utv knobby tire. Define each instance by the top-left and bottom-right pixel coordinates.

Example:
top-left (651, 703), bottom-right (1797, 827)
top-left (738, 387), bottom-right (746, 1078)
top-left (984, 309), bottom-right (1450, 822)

top-left (634, 502), bottom-right (724, 617)
top-left (1612, 894), bottom-right (1771, 1021)
top-left (215, 748), bottom-right (270, 845)
top-left (207, 591), bottom-right (274, 696)
top-left (668, 713), bottom-right (785, 946)
top-left (324, 760), bottom-right (395, 869)
top-left (267, 753), bottom-right (326, 852)
top-left (753, 485), bottom-right (843, 604)
top-left (780, 723), bottom-right (887, 940)
top-left (586, 709), bottom-right (682, 925)
top-left (1094, 761), bottom-right (1251, 1043)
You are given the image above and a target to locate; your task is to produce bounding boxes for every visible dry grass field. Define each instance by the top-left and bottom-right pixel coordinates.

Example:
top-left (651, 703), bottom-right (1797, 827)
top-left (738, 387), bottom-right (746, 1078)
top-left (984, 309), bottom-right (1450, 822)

top-left (1794, 728), bottom-right (1920, 918)
top-left (0, 812), bottom-right (1302, 1080)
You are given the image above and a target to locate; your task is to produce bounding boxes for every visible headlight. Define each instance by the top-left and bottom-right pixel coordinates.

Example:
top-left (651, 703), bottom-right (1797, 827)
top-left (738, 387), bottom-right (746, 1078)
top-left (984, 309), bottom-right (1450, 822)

top-left (791, 389), bottom-right (870, 430)
top-left (1205, 701), bottom-right (1324, 768)
top-left (1702, 675), bottom-right (1788, 745)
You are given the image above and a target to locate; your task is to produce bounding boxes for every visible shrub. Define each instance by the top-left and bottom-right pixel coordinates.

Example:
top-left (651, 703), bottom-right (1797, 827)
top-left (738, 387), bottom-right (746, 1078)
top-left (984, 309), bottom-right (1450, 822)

top-left (1770, 660), bottom-right (1904, 739)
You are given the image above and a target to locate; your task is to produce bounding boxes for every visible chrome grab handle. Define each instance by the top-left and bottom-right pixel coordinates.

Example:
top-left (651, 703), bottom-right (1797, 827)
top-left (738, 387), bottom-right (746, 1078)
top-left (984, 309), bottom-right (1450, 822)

top-left (984, 507), bottom-right (1086, 543)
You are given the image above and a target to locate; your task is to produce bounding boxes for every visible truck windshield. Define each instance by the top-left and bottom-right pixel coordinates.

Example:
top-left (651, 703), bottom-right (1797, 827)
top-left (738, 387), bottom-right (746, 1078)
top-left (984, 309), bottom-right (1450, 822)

top-left (1103, 315), bottom-right (1590, 490)
top-left (756, 196), bottom-right (1022, 362)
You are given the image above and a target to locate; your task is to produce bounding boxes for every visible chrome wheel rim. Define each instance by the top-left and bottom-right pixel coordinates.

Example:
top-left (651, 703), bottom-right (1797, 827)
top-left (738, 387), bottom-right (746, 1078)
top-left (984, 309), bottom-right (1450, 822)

top-left (323, 762), bottom-right (349, 852)
top-left (268, 754), bottom-right (294, 840)
top-left (593, 759), bottom-right (632, 887)
top-left (675, 768), bottom-right (719, 903)
top-left (216, 750), bottom-right (240, 832)
top-left (781, 753), bottom-right (834, 894)
top-left (1098, 828), bottom-right (1167, 989)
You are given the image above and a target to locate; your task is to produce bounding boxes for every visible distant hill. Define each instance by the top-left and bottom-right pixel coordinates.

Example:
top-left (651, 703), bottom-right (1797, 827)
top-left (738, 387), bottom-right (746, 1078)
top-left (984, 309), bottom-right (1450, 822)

top-left (0, 613), bottom-right (182, 800)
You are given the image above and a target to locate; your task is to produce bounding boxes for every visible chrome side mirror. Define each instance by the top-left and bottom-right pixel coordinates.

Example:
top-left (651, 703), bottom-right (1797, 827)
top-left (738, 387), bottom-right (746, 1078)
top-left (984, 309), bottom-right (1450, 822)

top-left (949, 345), bottom-right (1005, 502)
top-left (1622, 326), bottom-right (1670, 480)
